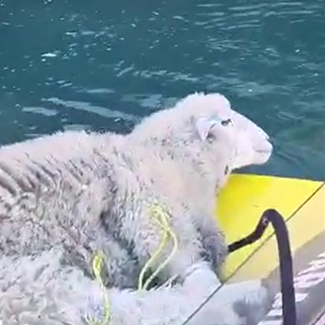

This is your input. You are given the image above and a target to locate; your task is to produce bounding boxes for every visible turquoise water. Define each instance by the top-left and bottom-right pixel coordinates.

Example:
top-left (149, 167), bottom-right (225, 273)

top-left (1, 0), bottom-right (325, 180)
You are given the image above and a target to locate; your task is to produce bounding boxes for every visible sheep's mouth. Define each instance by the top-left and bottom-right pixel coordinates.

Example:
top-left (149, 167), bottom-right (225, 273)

top-left (255, 141), bottom-right (273, 154)
top-left (256, 149), bottom-right (272, 153)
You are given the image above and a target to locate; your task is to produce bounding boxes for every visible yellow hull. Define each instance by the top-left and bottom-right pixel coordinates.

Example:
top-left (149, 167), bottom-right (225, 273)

top-left (216, 174), bottom-right (325, 282)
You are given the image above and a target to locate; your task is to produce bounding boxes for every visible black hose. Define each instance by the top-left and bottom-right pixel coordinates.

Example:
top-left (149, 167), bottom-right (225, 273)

top-left (228, 208), bottom-right (297, 325)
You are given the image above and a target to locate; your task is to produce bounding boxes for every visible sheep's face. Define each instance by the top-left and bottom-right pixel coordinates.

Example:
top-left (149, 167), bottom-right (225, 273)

top-left (179, 92), bottom-right (273, 171)
top-left (223, 111), bottom-right (273, 170)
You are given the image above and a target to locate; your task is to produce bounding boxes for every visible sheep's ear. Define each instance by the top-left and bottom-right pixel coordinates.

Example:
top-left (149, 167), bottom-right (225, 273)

top-left (195, 117), bottom-right (218, 141)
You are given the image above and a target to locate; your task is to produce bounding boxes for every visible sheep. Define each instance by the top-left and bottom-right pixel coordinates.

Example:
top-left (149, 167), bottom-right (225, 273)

top-left (109, 92), bottom-right (273, 283)
top-left (0, 247), bottom-right (275, 325)
top-left (0, 92), bottom-right (273, 289)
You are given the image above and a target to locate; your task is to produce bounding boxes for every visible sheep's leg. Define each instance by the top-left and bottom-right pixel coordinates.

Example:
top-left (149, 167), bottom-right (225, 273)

top-left (197, 215), bottom-right (229, 277)
top-left (200, 227), bottom-right (228, 274)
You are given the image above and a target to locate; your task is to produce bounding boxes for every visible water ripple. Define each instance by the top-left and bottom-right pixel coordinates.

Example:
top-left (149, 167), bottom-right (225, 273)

top-left (43, 97), bottom-right (138, 122)
top-left (0, 0), bottom-right (325, 179)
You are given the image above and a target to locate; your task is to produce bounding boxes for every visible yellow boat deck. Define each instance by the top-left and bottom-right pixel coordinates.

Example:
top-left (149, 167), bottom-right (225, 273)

top-left (216, 174), bottom-right (325, 281)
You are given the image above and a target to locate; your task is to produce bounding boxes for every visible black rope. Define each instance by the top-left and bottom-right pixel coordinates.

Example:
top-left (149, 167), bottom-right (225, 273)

top-left (229, 209), bottom-right (296, 325)
top-left (181, 208), bottom-right (297, 325)
top-left (227, 214), bottom-right (269, 253)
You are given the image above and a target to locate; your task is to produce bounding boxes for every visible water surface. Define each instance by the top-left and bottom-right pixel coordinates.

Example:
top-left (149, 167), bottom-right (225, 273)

top-left (1, 0), bottom-right (325, 180)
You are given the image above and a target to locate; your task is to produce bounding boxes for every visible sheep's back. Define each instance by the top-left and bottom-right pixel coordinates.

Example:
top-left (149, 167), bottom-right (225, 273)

top-left (0, 131), bottom-right (111, 256)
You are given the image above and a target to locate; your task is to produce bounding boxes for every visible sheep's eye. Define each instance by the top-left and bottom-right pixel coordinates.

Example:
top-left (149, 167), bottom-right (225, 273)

top-left (207, 132), bottom-right (216, 142)
top-left (221, 118), bottom-right (232, 126)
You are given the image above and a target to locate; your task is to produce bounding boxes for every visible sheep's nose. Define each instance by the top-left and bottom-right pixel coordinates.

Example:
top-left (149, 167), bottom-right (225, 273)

top-left (266, 135), bottom-right (274, 144)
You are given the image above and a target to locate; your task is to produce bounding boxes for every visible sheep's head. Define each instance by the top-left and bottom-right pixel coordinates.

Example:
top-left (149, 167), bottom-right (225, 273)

top-left (177, 92), bottom-right (273, 171)
top-left (129, 92), bottom-right (273, 180)
top-left (180, 92), bottom-right (273, 171)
